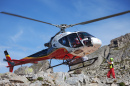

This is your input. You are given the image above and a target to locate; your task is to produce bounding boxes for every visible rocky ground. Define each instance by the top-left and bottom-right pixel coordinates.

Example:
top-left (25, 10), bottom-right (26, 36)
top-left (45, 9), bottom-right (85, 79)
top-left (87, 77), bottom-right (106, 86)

top-left (0, 33), bottom-right (130, 86)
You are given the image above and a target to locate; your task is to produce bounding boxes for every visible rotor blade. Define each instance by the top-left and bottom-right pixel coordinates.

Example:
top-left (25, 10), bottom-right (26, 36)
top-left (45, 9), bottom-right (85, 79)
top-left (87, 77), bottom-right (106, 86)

top-left (0, 11), bottom-right (57, 27)
top-left (71, 10), bottom-right (130, 26)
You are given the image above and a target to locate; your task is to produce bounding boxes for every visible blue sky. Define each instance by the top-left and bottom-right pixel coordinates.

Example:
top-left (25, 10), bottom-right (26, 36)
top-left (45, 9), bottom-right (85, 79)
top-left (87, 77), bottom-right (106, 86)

top-left (0, 0), bottom-right (130, 73)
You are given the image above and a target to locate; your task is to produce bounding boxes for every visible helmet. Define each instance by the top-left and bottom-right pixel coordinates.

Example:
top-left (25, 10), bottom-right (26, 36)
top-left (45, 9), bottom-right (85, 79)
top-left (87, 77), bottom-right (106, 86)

top-left (110, 58), bottom-right (113, 61)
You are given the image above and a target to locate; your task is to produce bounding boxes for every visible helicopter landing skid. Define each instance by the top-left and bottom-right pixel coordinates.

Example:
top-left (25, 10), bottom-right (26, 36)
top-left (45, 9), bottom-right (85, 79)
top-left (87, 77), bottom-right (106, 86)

top-left (48, 56), bottom-right (98, 72)
top-left (68, 57), bottom-right (98, 72)
top-left (48, 55), bottom-right (75, 68)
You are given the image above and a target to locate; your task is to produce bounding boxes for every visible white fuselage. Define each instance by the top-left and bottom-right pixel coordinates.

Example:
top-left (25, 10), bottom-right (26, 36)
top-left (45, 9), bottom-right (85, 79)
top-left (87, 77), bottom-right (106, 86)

top-left (51, 31), bottom-right (102, 57)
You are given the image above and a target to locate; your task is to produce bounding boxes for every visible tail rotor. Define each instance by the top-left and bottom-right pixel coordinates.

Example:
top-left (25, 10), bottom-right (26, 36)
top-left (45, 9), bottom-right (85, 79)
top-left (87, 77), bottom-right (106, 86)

top-left (4, 50), bottom-right (14, 72)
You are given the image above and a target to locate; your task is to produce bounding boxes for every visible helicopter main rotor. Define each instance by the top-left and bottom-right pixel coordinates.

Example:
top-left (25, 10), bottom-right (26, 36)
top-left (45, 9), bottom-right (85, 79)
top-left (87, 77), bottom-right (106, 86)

top-left (0, 10), bottom-right (130, 33)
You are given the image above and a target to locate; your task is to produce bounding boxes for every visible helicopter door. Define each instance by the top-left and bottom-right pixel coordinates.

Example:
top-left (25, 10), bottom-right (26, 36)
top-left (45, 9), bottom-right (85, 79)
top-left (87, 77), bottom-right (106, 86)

top-left (67, 33), bottom-right (83, 48)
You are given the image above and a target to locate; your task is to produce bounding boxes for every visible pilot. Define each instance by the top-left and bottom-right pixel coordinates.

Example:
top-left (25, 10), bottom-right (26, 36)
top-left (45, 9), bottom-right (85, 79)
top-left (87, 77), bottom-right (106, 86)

top-left (75, 37), bottom-right (80, 44)
top-left (73, 37), bottom-right (80, 47)
top-left (78, 34), bottom-right (83, 40)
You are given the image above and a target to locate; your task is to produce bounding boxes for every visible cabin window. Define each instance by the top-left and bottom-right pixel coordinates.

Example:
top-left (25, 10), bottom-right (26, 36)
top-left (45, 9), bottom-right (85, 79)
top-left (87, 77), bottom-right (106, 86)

top-left (78, 32), bottom-right (94, 40)
top-left (67, 33), bottom-right (83, 48)
top-left (59, 36), bottom-right (70, 47)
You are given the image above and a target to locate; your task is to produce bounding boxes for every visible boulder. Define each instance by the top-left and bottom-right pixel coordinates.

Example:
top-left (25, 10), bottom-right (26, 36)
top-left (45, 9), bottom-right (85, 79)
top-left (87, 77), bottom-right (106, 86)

top-left (0, 72), bottom-right (28, 83)
top-left (29, 81), bottom-right (43, 86)
top-left (30, 60), bottom-right (53, 74)
top-left (14, 66), bottom-right (34, 75)
top-left (110, 33), bottom-right (130, 49)
top-left (14, 60), bottom-right (53, 75)
top-left (65, 73), bottom-right (89, 86)
top-left (55, 80), bottom-right (71, 86)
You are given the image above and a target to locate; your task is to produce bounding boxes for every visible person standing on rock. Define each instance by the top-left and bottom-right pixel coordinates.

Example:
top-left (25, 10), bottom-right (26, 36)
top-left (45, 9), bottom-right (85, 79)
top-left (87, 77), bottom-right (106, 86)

top-left (107, 58), bottom-right (116, 79)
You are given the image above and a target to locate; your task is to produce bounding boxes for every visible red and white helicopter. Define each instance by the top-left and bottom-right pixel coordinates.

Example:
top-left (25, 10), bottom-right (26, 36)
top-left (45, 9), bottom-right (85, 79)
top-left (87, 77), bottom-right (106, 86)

top-left (1, 11), bottom-right (129, 72)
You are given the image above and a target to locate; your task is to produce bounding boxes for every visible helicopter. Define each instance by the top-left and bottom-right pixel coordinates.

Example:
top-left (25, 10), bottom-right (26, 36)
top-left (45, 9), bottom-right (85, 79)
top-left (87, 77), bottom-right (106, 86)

top-left (1, 10), bottom-right (129, 72)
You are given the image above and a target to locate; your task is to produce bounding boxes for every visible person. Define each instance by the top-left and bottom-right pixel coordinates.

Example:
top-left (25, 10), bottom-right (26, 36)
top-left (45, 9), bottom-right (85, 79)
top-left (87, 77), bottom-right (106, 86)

top-left (107, 58), bottom-right (116, 79)
top-left (78, 33), bottom-right (83, 40)
top-left (73, 37), bottom-right (80, 47)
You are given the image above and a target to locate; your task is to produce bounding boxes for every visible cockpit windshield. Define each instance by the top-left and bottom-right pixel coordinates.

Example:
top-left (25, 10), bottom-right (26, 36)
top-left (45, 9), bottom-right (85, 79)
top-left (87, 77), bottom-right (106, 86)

top-left (59, 33), bottom-right (83, 48)
top-left (67, 33), bottom-right (83, 48)
top-left (78, 32), bottom-right (94, 40)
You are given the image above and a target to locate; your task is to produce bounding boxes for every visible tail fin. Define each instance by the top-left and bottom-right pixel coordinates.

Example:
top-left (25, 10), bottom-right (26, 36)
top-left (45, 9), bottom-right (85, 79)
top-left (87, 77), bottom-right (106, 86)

top-left (4, 50), bottom-right (14, 72)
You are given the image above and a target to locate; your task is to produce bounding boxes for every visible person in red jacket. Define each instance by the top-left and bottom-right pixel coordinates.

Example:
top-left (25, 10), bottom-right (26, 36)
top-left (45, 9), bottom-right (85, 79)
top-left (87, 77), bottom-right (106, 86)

top-left (107, 58), bottom-right (116, 79)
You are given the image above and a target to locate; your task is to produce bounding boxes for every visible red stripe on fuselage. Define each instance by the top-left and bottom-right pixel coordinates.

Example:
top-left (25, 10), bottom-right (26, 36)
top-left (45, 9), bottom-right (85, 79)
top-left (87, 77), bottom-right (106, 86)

top-left (14, 48), bottom-right (81, 66)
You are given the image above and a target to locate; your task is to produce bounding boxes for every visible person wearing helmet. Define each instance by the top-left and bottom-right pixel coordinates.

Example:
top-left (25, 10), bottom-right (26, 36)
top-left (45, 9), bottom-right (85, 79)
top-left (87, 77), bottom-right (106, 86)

top-left (107, 58), bottom-right (116, 78)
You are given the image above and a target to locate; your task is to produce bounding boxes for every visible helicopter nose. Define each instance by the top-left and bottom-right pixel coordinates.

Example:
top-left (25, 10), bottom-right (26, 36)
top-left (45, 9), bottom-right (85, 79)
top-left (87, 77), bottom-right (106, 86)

top-left (91, 37), bottom-right (102, 48)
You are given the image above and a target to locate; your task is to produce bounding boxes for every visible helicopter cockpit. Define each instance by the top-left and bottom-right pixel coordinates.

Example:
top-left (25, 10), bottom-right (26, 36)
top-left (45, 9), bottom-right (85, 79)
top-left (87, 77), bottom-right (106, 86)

top-left (78, 32), bottom-right (94, 47)
top-left (59, 32), bottom-right (93, 48)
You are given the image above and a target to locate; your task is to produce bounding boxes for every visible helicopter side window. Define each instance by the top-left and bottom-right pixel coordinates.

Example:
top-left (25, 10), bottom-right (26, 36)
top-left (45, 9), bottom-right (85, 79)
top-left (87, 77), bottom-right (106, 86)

top-left (59, 36), bottom-right (70, 47)
top-left (78, 32), bottom-right (94, 39)
top-left (67, 33), bottom-right (83, 48)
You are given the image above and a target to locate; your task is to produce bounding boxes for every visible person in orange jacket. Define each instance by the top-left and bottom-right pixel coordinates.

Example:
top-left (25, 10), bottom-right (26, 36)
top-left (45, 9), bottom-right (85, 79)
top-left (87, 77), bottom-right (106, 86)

top-left (107, 58), bottom-right (116, 79)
